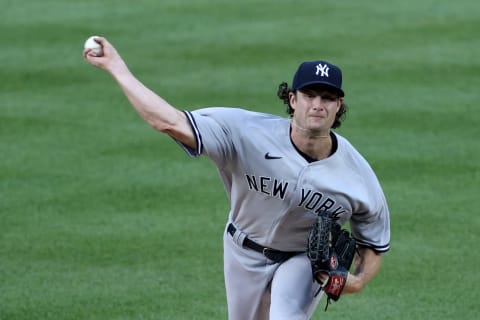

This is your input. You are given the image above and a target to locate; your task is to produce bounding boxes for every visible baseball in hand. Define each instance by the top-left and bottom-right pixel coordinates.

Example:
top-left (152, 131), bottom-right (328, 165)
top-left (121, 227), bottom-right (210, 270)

top-left (84, 36), bottom-right (103, 56)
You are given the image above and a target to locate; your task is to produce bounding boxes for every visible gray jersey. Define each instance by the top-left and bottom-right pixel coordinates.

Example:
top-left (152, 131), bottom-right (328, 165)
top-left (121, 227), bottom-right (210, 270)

top-left (180, 107), bottom-right (390, 253)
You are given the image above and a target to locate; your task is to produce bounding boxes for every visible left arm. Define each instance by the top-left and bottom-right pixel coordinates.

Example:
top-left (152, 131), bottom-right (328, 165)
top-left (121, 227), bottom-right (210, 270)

top-left (343, 246), bottom-right (382, 294)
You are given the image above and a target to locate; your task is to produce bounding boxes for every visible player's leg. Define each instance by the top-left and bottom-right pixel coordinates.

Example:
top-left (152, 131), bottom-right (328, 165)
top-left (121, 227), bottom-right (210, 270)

top-left (223, 229), bottom-right (277, 320)
top-left (269, 254), bottom-right (324, 320)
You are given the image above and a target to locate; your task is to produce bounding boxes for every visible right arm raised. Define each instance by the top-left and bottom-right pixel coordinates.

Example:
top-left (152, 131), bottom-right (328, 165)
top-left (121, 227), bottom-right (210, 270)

top-left (83, 37), bottom-right (196, 149)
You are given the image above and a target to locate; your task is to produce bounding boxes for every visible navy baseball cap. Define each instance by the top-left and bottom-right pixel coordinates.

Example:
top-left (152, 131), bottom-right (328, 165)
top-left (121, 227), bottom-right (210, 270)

top-left (292, 60), bottom-right (344, 97)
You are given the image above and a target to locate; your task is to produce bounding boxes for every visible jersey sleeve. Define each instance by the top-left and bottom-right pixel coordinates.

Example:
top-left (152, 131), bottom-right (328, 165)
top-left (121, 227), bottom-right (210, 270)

top-left (176, 107), bottom-right (246, 167)
top-left (335, 136), bottom-right (391, 253)
top-left (349, 177), bottom-right (391, 253)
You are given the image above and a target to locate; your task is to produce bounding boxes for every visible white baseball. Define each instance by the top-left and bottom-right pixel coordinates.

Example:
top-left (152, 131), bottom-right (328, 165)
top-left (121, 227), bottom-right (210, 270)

top-left (84, 36), bottom-right (103, 56)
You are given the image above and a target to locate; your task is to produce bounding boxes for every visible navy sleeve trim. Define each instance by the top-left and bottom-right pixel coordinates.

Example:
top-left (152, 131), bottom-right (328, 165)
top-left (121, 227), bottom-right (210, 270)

top-left (355, 239), bottom-right (390, 253)
top-left (184, 111), bottom-right (202, 156)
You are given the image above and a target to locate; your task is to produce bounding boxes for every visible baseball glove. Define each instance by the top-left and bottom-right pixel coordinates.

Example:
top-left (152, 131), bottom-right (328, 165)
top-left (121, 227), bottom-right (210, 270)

top-left (307, 210), bottom-right (356, 308)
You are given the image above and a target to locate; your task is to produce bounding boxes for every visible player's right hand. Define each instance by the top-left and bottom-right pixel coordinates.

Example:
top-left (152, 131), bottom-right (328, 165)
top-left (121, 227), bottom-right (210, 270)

top-left (83, 37), bottom-right (127, 74)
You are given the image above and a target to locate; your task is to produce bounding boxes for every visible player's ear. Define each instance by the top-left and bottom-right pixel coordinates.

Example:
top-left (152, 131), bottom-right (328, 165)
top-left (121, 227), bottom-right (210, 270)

top-left (289, 91), bottom-right (297, 110)
top-left (336, 97), bottom-right (343, 112)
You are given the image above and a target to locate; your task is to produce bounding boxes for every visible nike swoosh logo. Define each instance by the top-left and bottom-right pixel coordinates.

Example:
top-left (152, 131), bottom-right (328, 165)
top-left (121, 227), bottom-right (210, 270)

top-left (265, 152), bottom-right (282, 160)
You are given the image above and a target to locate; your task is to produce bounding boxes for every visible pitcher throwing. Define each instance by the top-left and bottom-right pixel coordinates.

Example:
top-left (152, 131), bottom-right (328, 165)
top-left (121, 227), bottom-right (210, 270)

top-left (83, 36), bottom-right (390, 320)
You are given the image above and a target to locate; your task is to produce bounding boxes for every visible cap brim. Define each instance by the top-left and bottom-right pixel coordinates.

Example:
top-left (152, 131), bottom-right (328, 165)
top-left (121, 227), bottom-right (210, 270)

top-left (295, 81), bottom-right (345, 97)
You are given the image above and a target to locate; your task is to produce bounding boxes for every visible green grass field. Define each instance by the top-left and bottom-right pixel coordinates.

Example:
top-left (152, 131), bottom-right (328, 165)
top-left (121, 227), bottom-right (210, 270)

top-left (1, 0), bottom-right (479, 319)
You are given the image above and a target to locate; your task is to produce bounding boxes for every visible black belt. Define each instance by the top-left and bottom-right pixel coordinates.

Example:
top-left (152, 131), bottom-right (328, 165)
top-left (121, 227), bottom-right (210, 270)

top-left (227, 223), bottom-right (300, 263)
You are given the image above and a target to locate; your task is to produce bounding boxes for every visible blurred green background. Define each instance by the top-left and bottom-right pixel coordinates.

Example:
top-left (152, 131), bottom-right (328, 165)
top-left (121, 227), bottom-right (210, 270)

top-left (1, 0), bottom-right (479, 319)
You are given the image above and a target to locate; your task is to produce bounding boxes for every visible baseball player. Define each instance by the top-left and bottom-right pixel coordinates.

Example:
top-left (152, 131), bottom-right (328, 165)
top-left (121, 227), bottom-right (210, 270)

top-left (84, 37), bottom-right (390, 320)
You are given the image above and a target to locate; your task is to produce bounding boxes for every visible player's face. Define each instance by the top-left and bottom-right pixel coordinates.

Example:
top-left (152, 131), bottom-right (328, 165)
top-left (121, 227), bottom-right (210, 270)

top-left (289, 87), bottom-right (342, 133)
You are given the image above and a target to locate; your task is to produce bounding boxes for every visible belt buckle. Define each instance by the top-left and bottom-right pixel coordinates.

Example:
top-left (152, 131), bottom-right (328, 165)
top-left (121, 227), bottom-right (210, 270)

top-left (262, 247), bottom-right (281, 262)
top-left (262, 247), bottom-right (272, 256)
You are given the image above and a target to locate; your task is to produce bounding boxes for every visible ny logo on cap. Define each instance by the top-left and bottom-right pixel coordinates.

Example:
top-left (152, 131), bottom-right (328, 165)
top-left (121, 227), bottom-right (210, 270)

top-left (315, 63), bottom-right (329, 77)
